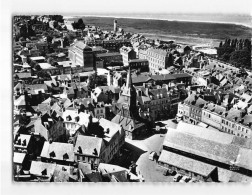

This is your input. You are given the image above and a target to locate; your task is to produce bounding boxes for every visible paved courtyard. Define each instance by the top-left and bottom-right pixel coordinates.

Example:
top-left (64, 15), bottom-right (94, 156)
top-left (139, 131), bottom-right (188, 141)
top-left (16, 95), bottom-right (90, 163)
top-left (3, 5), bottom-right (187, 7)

top-left (125, 119), bottom-right (179, 182)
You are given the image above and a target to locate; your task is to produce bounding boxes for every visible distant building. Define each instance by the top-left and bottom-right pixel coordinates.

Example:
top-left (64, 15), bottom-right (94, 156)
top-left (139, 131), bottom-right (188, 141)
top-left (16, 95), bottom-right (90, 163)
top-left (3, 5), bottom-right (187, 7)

top-left (114, 19), bottom-right (118, 32)
top-left (95, 52), bottom-right (122, 68)
top-left (129, 59), bottom-right (149, 72)
top-left (141, 48), bottom-right (171, 72)
top-left (119, 46), bottom-right (137, 66)
top-left (68, 41), bottom-right (94, 71)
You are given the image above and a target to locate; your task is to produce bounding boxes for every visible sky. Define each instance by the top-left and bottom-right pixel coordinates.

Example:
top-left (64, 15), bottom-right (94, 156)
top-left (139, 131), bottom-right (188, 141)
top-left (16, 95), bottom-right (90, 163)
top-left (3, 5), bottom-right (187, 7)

top-left (9, 0), bottom-right (252, 15)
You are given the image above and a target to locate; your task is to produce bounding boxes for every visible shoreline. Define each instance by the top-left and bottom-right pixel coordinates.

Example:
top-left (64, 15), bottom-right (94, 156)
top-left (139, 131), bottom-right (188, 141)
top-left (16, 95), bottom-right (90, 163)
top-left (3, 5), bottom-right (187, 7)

top-left (63, 14), bottom-right (252, 29)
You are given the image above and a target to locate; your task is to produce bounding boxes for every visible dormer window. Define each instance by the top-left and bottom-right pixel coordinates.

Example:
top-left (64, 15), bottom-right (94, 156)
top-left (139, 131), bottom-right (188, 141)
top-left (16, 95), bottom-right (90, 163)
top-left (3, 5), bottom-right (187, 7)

top-left (49, 151), bottom-right (56, 158)
top-left (22, 139), bottom-right (26, 146)
top-left (41, 169), bottom-right (47, 176)
top-left (93, 148), bottom-right (98, 156)
top-left (78, 146), bottom-right (82, 154)
top-left (63, 153), bottom-right (69, 160)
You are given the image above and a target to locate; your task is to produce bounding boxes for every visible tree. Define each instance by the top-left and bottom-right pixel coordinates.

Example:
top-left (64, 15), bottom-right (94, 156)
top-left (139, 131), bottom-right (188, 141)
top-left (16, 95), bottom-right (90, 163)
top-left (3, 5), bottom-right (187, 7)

top-left (35, 64), bottom-right (42, 71)
top-left (46, 36), bottom-right (53, 44)
top-left (230, 50), bottom-right (251, 68)
top-left (77, 19), bottom-right (85, 29)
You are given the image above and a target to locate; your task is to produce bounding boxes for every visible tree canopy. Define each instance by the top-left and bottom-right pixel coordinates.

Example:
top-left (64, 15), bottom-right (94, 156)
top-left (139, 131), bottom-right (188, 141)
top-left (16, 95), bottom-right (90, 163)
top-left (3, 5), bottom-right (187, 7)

top-left (217, 38), bottom-right (251, 69)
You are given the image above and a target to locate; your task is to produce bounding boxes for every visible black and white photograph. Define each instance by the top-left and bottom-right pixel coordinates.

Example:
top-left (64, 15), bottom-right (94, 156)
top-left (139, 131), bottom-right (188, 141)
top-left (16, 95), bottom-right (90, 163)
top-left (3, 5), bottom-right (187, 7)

top-left (1, 0), bottom-right (252, 191)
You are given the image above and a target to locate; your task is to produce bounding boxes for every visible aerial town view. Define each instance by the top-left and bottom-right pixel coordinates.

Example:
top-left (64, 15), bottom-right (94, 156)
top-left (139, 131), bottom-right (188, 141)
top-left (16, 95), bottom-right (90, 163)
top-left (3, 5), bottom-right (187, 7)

top-left (12, 12), bottom-right (252, 183)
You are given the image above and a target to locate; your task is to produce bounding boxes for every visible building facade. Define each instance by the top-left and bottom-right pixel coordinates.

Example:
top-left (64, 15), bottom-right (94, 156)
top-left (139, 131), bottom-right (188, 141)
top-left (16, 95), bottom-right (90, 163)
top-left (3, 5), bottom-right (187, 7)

top-left (68, 41), bottom-right (94, 71)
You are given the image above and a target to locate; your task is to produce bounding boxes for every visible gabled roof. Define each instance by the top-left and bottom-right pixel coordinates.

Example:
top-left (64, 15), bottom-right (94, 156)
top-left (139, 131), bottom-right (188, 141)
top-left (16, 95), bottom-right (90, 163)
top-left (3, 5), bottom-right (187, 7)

top-left (14, 134), bottom-right (31, 149)
top-left (40, 141), bottom-right (74, 162)
top-left (30, 161), bottom-right (57, 178)
top-left (132, 75), bottom-right (152, 84)
top-left (74, 41), bottom-right (91, 51)
top-left (14, 95), bottom-right (26, 106)
top-left (74, 135), bottom-right (104, 157)
top-left (14, 72), bottom-right (32, 79)
top-left (26, 84), bottom-right (48, 91)
top-left (111, 114), bottom-right (144, 132)
top-left (165, 122), bottom-right (252, 169)
top-left (98, 118), bottom-right (122, 143)
top-left (13, 152), bottom-right (26, 164)
top-left (159, 150), bottom-right (216, 177)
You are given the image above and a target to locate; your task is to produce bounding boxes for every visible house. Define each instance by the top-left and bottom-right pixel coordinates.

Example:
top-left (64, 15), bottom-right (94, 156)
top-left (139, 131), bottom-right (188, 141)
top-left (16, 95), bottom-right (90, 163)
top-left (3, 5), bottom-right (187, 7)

top-left (29, 161), bottom-right (75, 182)
top-left (74, 135), bottom-right (105, 166)
top-left (13, 152), bottom-right (29, 176)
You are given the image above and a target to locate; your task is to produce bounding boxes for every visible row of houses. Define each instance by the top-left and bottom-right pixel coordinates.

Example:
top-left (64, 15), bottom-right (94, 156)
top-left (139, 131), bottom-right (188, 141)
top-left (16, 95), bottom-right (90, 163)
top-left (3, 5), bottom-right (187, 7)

top-left (177, 93), bottom-right (252, 139)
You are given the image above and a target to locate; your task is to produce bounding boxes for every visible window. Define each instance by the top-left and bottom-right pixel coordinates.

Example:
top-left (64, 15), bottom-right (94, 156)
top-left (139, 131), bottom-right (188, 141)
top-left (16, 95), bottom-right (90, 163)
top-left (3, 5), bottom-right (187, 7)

top-left (97, 110), bottom-right (99, 114)
top-left (237, 133), bottom-right (240, 137)
top-left (226, 121), bottom-right (228, 125)
top-left (222, 119), bottom-right (225, 123)
top-left (238, 126), bottom-right (241, 130)
top-left (242, 128), bottom-right (244, 132)
top-left (101, 110), bottom-right (103, 113)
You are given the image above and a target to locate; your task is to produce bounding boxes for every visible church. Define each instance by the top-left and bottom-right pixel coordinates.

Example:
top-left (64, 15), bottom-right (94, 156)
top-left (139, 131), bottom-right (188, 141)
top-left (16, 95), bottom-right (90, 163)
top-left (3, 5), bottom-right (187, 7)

top-left (111, 68), bottom-right (153, 139)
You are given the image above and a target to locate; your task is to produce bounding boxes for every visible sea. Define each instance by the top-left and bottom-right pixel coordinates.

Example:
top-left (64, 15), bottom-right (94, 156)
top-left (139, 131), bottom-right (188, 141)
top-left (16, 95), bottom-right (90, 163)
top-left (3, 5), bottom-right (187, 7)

top-left (64, 13), bottom-right (252, 47)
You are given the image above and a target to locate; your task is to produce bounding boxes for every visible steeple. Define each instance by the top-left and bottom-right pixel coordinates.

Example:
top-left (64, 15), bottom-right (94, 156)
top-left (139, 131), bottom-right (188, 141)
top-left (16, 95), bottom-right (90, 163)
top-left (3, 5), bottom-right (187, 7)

top-left (126, 67), bottom-right (132, 89)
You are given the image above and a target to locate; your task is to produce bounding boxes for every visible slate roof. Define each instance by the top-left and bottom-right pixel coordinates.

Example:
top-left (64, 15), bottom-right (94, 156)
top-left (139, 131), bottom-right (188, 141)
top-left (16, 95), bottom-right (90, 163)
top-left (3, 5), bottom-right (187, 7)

top-left (96, 52), bottom-right (121, 58)
top-left (30, 161), bottom-right (57, 178)
top-left (166, 123), bottom-right (252, 169)
top-left (74, 135), bottom-right (104, 157)
top-left (26, 84), bottom-right (48, 91)
top-left (164, 127), bottom-right (239, 165)
top-left (159, 150), bottom-right (216, 177)
top-left (98, 118), bottom-right (123, 143)
top-left (111, 114), bottom-right (144, 133)
top-left (40, 141), bottom-right (74, 162)
top-left (13, 152), bottom-right (26, 164)
top-left (14, 95), bottom-right (26, 106)
top-left (14, 134), bottom-right (31, 149)
top-left (151, 74), bottom-right (176, 81)
top-left (132, 75), bottom-right (152, 84)
top-left (74, 41), bottom-right (91, 51)
top-left (14, 72), bottom-right (32, 79)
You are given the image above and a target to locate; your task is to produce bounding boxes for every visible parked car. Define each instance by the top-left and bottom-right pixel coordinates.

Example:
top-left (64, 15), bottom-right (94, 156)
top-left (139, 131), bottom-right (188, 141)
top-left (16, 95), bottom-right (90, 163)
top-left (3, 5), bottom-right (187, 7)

top-left (163, 169), bottom-right (169, 176)
top-left (188, 178), bottom-right (197, 183)
top-left (180, 176), bottom-right (191, 183)
top-left (149, 151), bottom-right (157, 161)
top-left (173, 174), bottom-right (182, 182)
top-left (170, 170), bottom-right (177, 176)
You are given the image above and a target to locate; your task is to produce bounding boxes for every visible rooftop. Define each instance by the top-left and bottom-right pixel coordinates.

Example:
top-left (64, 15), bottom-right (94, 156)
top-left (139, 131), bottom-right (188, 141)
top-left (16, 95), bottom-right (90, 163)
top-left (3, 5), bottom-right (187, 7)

top-left (159, 150), bottom-right (216, 177)
top-left (40, 141), bottom-right (74, 162)
top-left (74, 135), bottom-right (104, 157)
